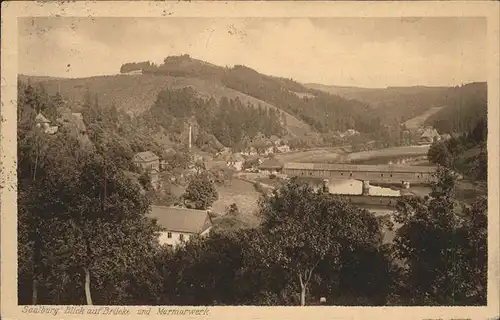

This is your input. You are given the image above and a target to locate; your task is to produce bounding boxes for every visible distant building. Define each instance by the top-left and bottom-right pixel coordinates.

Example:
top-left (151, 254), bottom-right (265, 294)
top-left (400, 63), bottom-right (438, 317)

top-left (258, 158), bottom-right (283, 174)
top-left (242, 146), bottom-right (258, 156)
top-left (276, 144), bottom-right (291, 153)
top-left (440, 133), bottom-right (452, 141)
top-left (35, 113), bottom-right (50, 129)
top-left (123, 69), bottom-right (143, 75)
top-left (133, 151), bottom-right (160, 172)
top-left (35, 113), bottom-right (58, 134)
top-left (262, 145), bottom-right (275, 155)
top-left (148, 206), bottom-right (213, 249)
top-left (419, 127), bottom-right (441, 145)
top-left (226, 153), bottom-right (245, 171)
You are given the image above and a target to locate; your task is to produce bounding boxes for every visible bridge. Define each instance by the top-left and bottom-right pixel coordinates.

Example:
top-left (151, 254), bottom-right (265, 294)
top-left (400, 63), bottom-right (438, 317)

top-left (282, 162), bottom-right (437, 186)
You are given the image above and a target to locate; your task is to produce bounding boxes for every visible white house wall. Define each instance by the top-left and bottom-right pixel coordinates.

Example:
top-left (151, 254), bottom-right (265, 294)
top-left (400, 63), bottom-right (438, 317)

top-left (158, 231), bottom-right (194, 248)
top-left (158, 227), bottom-right (212, 248)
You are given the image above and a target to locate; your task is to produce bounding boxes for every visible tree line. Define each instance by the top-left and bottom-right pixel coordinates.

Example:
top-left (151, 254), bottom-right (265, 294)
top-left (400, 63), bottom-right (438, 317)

top-left (142, 87), bottom-right (285, 152)
top-left (428, 117), bottom-right (487, 181)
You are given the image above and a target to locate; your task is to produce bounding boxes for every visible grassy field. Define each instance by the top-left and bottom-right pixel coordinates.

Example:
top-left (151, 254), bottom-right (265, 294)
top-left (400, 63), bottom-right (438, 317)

top-left (274, 149), bottom-right (342, 163)
top-left (403, 106), bottom-right (445, 129)
top-left (273, 145), bottom-right (430, 165)
top-left (346, 145), bottom-right (431, 162)
top-left (211, 178), bottom-right (262, 226)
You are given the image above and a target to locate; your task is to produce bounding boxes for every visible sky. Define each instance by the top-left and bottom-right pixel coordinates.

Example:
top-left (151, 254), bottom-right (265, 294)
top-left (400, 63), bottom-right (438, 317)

top-left (18, 17), bottom-right (487, 88)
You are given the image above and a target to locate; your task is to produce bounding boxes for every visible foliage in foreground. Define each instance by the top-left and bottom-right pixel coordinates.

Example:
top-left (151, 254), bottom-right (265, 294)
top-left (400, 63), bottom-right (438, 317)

top-left (17, 83), bottom-right (487, 306)
top-left (391, 167), bottom-right (487, 305)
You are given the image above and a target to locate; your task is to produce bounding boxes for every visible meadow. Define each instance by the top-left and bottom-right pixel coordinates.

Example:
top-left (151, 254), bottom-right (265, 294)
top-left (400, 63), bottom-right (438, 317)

top-left (211, 178), bottom-right (262, 226)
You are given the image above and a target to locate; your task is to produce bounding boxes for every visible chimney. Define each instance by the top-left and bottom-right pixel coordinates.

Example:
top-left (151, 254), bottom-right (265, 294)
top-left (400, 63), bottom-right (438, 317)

top-left (189, 124), bottom-right (192, 151)
top-left (362, 180), bottom-right (370, 196)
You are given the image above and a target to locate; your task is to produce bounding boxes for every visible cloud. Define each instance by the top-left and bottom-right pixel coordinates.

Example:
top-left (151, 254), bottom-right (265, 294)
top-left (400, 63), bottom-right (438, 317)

top-left (18, 17), bottom-right (487, 87)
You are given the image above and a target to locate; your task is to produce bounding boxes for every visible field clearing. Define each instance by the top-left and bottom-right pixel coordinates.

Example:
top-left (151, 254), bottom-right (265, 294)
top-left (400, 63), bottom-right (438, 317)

top-left (403, 106), bottom-right (444, 129)
top-left (211, 179), bottom-right (261, 223)
top-left (346, 145), bottom-right (431, 162)
top-left (275, 149), bottom-right (341, 163)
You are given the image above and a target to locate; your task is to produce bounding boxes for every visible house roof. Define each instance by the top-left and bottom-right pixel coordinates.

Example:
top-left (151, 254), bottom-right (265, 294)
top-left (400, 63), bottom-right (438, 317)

top-left (259, 158), bottom-right (283, 170)
top-left (35, 113), bottom-right (50, 124)
top-left (284, 162), bottom-right (437, 174)
top-left (133, 151), bottom-right (160, 162)
top-left (148, 206), bottom-right (212, 234)
top-left (421, 127), bottom-right (440, 139)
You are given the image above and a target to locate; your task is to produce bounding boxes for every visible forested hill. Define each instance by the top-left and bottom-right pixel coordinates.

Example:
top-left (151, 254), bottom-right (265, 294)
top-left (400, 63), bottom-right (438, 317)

top-left (19, 54), bottom-right (391, 144)
top-left (305, 82), bottom-right (487, 130)
top-left (18, 74), bottom-right (313, 139)
top-left (423, 82), bottom-right (487, 134)
top-left (136, 55), bottom-right (385, 135)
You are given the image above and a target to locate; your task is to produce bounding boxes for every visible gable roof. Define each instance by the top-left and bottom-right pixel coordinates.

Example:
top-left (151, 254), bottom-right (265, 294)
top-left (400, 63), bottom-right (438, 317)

top-left (133, 151), bottom-right (159, 163)
top-left (148, 206), bottom-right (212, 234)
top-left (259, 158), bottom-right (283, 170)
top-left (35, 113), bottom-right (50, 124)
top-left (421, 127), bottom-right (440, 138)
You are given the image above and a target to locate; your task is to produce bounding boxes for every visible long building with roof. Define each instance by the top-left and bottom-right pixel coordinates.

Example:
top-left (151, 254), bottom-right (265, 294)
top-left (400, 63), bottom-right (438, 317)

top-left (283, 162), bottom-right (437, 185)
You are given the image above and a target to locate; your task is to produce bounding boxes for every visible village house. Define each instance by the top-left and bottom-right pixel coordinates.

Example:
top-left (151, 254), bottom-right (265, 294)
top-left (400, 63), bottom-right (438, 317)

top-left (133, 151), bottom-right (160, 172)
top-left (241, 146), bottom-right (258, 156)
top-left (35, 113), bottom-right (59, 135)
top-left (276, 144), bottom-right (290, 153)
top-left (226, 153), bottom-right (245, 171)
top-left (262, 144), bottom-right (275, 156)
top-left (148, 206), bottom-right (213, 249)
top-left (418, 127), bottom-right (441, 145)
top-left (133, 151), bottom-right (161, 189)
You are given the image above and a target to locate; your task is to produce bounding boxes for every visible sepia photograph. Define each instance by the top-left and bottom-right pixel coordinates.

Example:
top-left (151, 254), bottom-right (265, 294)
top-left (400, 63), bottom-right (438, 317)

top-left (1, 1), bottom-right (499, 318)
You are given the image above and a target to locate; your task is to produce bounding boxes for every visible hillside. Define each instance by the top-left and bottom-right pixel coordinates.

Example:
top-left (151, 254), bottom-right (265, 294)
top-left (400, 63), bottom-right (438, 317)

top-left (423, 82), bottom-right (487, 134)
top-left (19, 73), bottom-right (313, 138)
top-left (131, 55), bottom-right (386, 135)
top-left (304, 82), bottom-right (487, 128)
top-left (403, 106), bottom-right (444, 130)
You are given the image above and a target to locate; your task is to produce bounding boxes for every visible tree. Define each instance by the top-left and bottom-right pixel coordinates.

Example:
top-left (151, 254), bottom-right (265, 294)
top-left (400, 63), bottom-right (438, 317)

top-left (183, 171), bottom-right (218, 210)
top-left (427, 141), bottom-right (453, 168)
top-left (392, 167), bottom-right (487, 305)
top-left (18, 125), bottom-right (162, 305)
top-left (255, 179), bottom-right (387, 306)
top-left (226, 203), bottom-right (240, 216)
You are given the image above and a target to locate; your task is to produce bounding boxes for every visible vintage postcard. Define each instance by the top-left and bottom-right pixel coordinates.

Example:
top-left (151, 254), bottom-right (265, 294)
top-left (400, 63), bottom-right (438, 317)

top-left (1, 1), bottom-right (499, 319)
